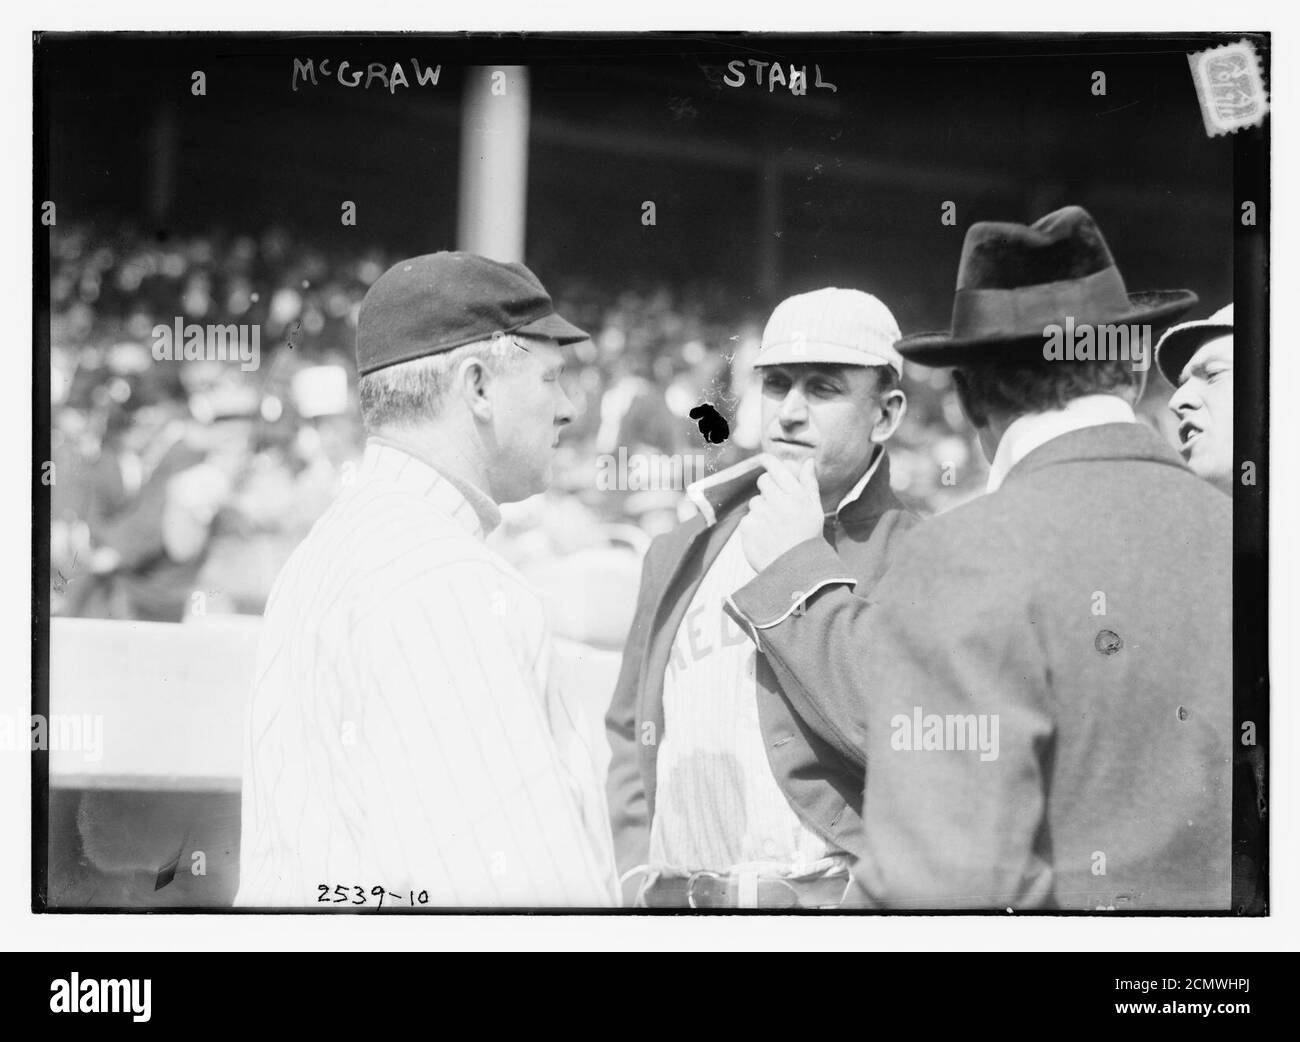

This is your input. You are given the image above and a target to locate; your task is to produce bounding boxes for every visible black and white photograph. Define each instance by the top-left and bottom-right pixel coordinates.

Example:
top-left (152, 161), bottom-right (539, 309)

top-left (16, 16), bottom-right (1281, 954)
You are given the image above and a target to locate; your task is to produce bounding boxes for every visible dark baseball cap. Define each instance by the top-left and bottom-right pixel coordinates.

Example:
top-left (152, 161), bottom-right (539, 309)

top-left (356, 251), bottom-right (588, 376)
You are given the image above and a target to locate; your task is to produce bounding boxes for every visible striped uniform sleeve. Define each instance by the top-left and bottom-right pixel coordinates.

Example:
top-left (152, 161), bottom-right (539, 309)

top-left (346, 559), bottom-right (616, 908)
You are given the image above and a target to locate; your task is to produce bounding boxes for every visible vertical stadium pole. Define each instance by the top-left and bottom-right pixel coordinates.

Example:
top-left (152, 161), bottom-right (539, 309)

top-left (457, 66), bottom-right (531, 263)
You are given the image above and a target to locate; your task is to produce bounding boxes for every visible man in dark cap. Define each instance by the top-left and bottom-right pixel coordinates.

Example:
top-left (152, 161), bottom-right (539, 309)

top-left (728, 207), bottom-right (1232, 910)
top-left (237, 252), bottom-right (618, 908)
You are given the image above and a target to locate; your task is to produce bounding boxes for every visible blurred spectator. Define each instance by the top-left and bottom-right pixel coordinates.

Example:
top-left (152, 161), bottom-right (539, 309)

top-left (65, 375), bottom-right (257, 622)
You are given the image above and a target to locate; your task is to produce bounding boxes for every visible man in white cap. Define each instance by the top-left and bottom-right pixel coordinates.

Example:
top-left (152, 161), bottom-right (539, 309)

top-left (605, 288), bottom-right (918, 908)
top-left (1157, 303), bottom-right (1234, 495)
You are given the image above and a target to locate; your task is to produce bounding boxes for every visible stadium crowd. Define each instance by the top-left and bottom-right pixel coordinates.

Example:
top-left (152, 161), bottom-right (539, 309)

top-left (49, 221), bottom-right (1012, 625)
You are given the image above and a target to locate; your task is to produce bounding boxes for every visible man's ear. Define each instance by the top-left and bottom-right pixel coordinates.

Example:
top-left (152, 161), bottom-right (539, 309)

top-left (871, 389), bottom-right (907, 444)
top-left (457, 356), bottom-right (494, 421)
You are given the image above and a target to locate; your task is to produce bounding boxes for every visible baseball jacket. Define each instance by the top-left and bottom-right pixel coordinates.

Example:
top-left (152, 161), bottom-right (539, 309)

top-left (726, 422), bottom-right (1233, 910)
top-left (605, 450), bottom-right (918, 887)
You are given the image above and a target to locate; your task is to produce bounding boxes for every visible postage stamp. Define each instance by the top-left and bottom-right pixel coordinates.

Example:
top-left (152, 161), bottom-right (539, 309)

top-left (1187, 38), bottom-right (1269, 137)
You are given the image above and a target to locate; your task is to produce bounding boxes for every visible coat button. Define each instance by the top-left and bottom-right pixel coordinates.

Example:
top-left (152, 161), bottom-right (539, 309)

top-left (1095, 629), bottom-right (1123, 655)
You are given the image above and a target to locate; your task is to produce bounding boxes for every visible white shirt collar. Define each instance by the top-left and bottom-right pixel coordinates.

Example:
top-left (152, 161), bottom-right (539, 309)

top-left (830, 444), bottom-right (885, 517)
top-left (687, 444), bottom-right (886, 528)
top-left (985, 394), bottom-right (1137, 493)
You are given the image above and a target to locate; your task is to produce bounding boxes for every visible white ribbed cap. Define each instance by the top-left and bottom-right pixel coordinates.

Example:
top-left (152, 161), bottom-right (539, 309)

top-left (756, 288), bottom-right (903, 375)
top-left (1155, 303), bottom-right (1233, 384)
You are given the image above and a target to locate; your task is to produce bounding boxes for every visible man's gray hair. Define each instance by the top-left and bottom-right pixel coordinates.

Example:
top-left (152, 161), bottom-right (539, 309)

top-left (358, 335), bottom-right (530, 431)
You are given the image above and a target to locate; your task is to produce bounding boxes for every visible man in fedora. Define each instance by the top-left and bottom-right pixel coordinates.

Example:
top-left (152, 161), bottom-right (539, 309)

top-left (237, 252), bottom-right (618, 908)
top-left (1157, 303), bottom-right (1234, 496)
top-left (605, 288), bottom-right (918, 908)
top-left (728, 207), bottom-right (1233, 910)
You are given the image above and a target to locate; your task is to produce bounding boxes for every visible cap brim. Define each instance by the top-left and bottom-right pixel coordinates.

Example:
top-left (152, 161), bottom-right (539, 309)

top-left (516, 311), bottom-right (589, 345)
top-left (754, 341), bottom-right (902, 374)
top-left (1155, 320), bottom-right (1234, 386)
top-left (897, 289), bottom-right (1198, 367)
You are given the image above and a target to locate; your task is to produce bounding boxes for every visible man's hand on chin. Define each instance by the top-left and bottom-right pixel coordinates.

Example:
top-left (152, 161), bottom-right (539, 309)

top-left (738, 454), bottom-right (825, 572)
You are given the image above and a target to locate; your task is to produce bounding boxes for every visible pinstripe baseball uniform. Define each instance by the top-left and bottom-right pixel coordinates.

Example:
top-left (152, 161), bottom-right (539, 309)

top-left (235, 438), bottom-right (618, 907)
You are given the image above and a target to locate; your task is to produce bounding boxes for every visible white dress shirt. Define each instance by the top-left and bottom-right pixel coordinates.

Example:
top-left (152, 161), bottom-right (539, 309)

top-left (236, 439), bottom-right (617, 907)
top-left (985, 394), bottom-right (1138, 493)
